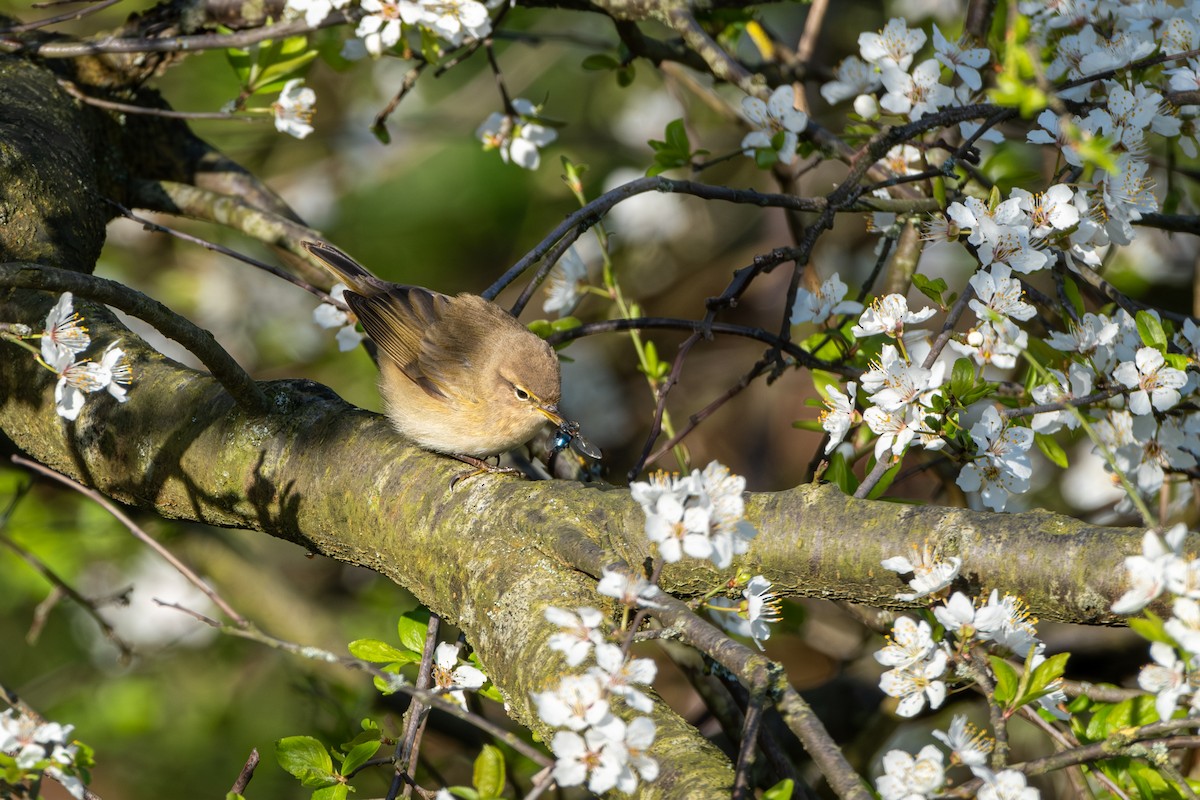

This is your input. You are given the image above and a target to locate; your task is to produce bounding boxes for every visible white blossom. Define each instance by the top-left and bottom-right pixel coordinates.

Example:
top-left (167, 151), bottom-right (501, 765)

top-left (859, 17), bottom-right (927, 71)
top-left (596, 567), bottom-right (663, 609)
top-left (879, 648), bottom-right (948, 717)
top-left (40, 293), bottom-right (89, 365)
top-left (545, 606), bottom-right (605, 667)
top-left (1138, 642), bottom-right (1188, 723)
top-left (477, 98), bottom-right (557, 170)
top-left (876, 744), bottom-right (946, 800)
top-left (589, 643), bottom-right (657, 712)
top-left (533, 673), bottom-right (611, 731)
top-left (543, 247), bottom-right (589, 317)
top-left (854, 294), bottom-right (936, 339)
top-left (956, 407), bottom-right (1033, 512)
top-left (272, 79), bottom-right (316, 139)
top-left (968, 264), bottom-right (1036, 323)
top-left (821, 55), bottom-right (881, 105)
top-left (1112, 347), bottom-right (1186, 415)
top-left (977, 768), bottom-right (1040, 800)
top-left (932, 714), bottom-right (992, 767)
top-left (875, 616), bottom-right (936, 668)
top-left (791, 274), bottom-right (863, 325)
top-left (741, 85), bottom-right (808, 165)
top-left (708, 575), bottom-right (782, 651)
top-left (932, 25), bottom-right (989, 90)
top-left (431, 642), bottom-right (486, 708)
top-left (820, 382), bottom-right (858, 454)
top-left (1112, 525), bottom-right (1188, 614)
top-left (882, 543), bottom-right (962, 601)
top-left (880, 60), bottom-right (954, 121)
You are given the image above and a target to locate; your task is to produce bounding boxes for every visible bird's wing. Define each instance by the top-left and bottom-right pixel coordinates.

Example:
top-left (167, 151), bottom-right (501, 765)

top-left (302, 240), bottom-right (459, 399)
top-left (343, 286), bottom-right (456, 400)
top-left (414, 293), bottom-right (514, 403)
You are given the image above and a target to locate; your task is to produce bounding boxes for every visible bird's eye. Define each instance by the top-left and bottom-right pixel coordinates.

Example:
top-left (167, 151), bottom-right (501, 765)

top-left (514, 387), bottom-right (530, 401)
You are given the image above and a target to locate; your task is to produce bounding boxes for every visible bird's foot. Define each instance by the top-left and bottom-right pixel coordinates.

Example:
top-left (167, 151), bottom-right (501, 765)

top-left (449, 454), bottom-right (526, 488)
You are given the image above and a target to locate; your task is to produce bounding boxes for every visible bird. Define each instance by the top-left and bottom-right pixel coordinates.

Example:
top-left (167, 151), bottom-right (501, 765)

top-left (302, 240), bottom-right (567, 473)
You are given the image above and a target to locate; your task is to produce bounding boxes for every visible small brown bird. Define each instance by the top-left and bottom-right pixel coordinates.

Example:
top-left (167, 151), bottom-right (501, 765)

top-left (303, 241), bottom-right (566, 466)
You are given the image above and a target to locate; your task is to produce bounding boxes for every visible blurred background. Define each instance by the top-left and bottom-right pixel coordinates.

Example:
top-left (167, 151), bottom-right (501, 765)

top-left (2, 0), bottom-right (1199, 796)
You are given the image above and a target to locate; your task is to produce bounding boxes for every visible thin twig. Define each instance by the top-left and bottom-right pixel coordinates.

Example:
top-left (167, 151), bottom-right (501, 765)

top-left (12, 455), bottom-right (249, 627)
top-left (229, 749), bottom-right (260, 795)
top-left (60, 80), bottom-right (263, 121)
top-left (731, 692), bottom-right (765, 800)
top-left (390, 613), bottom-right (440, 800)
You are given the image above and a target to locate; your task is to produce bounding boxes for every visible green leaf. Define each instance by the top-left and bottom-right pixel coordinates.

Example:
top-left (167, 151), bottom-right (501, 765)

top-left (1165, 352), bottom-right (1189, 371)
top-left (950, 357), bottom-right (976, 402)
top-left (1135, 310), bottom-right (1167, 352)
top-left (348, 639), bottom-right (419, 665)
top-left (1061, 276), bottom-right (1085, 320)
top-left (1129, 610), bottom-right (1171, 644)
top-left (763, 778), bottom-right (794, 800)
top-left (472, 745), bottom-right (506, 800)
top-left (1034, 432), bottom-right (1069, 469)
top-left (340, 740), bottom-right (381, 776)
top-left (550, 316), bottom-right (581, 333)
top-left (372, 663), bottom-right (407, 695)
top-left (581, 54), bottom-right (618, 71)
top-left (312, 785), bottom-right (350, 800)
top-left (1129, 761), bottom-right (1180, 800)
top-left (397, 609), bottom-right (432, 652)
top-left (824, 451), bottom-right (858, 495)
top-left (1027, 651), bottom-right (1069, 697)
top-left (912, 273), bottom-right (948, 307)
top-left (275, 736), bottom-right (338, 788)
top-left (753, 146), bottom-right (778, 169)
top-left (615, 64), bottom-right (635, 87)
top-left (988, 656), bottom-right (1019, 706)
top-left (810, 370), bottom-right (844, 404)
top-left (792, 419), bottom-right (825, 432)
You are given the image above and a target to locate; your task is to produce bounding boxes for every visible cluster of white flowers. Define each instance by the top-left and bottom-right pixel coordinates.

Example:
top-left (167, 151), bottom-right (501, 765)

top-left (876, 716), bottom-right (1040, 799)
top-left (476, 97), bottom-right (559, 171)
top-left (877, 542), bottom-right (1067, 726)
top-left (630, 461), bottom-right (757, 569)
top-left (875, 615), bottom-right (949, 717)
top-left (822, 18), bottom-right (988, 126)
top-left (18, 293), bottom-right (133, 421)
top-left (803, 3), bottom-right (1200, 515)
top-left (1111, 525), bottom-right (1200, 722)
top-left (535, 605), bottom-right (659, 794)
top-left (878, 714), bottom-right (1039, 799)
top-left (277, 0), bottom-right (509, 141)
top-left (0, 709), bottom-right (85, 799)
top-left (284, 0), bottom-right (495, 53)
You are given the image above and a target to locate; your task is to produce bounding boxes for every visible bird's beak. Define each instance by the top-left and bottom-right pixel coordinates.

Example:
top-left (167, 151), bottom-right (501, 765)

top-left (537, 403), bottom-right (565, 426)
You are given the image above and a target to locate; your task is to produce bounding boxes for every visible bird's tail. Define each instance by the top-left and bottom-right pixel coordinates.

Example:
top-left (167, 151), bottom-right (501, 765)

top-left (302, 241), bottom-right (377, 292)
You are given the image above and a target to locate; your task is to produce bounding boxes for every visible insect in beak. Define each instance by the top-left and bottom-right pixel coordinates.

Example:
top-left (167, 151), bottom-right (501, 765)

top-left (550, 419), bottom-right (602, 461)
